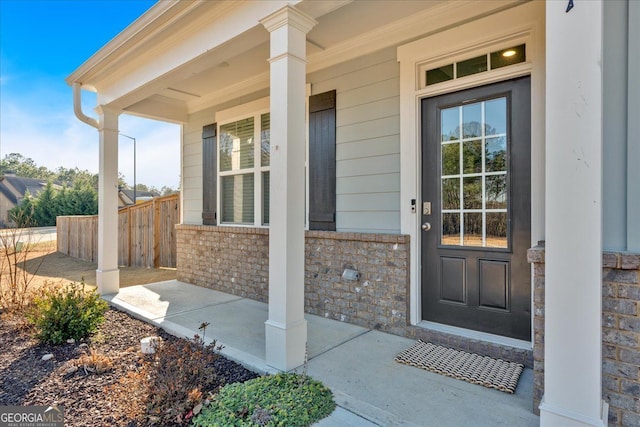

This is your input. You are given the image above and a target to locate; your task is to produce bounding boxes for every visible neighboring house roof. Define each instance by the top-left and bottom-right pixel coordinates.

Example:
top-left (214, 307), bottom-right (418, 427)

top-left (0, 174), bottom-right (60, 204)
top-left (120, 188), bottom-right (158, 200)
top-left (0, 182), bottom-right (18, 204)
top-left (118, 188), bottom-right (159, 206)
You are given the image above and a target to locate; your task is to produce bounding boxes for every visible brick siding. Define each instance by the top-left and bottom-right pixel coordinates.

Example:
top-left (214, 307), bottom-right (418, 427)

top-left (176, 226), bottom-right (410, 333)
top-left (528, 245), bottom-right (640, 426)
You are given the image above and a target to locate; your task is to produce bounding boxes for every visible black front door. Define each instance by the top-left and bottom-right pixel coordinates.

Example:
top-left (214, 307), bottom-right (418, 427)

top-left (421, 77), bottom-right (531, 341)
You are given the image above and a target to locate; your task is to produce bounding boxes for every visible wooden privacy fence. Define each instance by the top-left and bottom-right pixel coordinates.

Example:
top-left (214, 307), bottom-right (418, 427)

top-left (57, 194), bottom-right (179, 268)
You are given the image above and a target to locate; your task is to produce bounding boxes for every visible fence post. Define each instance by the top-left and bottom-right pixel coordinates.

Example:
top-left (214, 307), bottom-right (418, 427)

top-left (153, 197), bottom-right (160, 268)
top-left (127, 206), bottom-right (132, 267)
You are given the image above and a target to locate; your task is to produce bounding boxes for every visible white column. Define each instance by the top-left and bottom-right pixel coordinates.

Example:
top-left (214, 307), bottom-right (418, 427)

top-left (96, 106), bottom-right (120, 295)
top-left (261, 6), bottom-right (317, 371)
top-left (542, 1), bottom-right (607, 426)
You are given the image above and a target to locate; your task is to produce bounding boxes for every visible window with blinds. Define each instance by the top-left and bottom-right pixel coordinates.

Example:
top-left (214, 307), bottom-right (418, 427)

top-left (219, 113), bottom-right (270, 225)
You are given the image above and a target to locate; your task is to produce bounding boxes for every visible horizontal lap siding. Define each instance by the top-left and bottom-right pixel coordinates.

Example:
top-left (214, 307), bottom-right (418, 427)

top-left (310, 47), bottom-right (401, 234)
top-left (182, 108), bottom-right (214, 224)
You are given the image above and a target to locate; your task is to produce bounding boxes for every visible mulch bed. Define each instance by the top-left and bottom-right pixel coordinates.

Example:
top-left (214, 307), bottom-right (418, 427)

top-left (0, 308), bottom-right (258, 426)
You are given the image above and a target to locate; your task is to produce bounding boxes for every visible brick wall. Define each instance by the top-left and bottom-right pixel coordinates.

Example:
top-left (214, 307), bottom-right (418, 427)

top-left (305, 231), bottom-right (410, 335)
top-left (176, 225), bottom-right (270, 302)
top-left (176, 226), bottom-right (410, 333)
top-left (528, 245), bottom-right (640, 426)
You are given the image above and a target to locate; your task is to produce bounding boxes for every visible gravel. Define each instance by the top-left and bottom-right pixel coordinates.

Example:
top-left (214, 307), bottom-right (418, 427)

top-left (0, 308), bottom-right (258, 426)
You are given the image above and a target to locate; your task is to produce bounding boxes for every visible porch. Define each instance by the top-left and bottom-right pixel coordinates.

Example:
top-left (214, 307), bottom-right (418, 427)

top-left (104, 279), bottom-right (537, 427)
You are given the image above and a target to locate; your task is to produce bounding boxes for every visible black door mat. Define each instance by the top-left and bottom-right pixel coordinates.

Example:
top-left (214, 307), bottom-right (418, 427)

top-left (394, 340), bottom-right (524, 394)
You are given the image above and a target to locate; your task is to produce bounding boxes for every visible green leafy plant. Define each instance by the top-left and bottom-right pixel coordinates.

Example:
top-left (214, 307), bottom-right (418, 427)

top-left (28, 282), bottom-right (108, 344)
top-left (192, 372), bottom-right (336, 427)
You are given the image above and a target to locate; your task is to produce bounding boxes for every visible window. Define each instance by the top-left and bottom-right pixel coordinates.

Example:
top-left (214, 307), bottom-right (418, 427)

top-left (440, 97), bottom-right (508, 248)
top-left (218, 112), bottom-right (270, 225)
top-left (202, 91), bottom-right (336, 230)
top-left (425, 44), bottom-right (526, 86)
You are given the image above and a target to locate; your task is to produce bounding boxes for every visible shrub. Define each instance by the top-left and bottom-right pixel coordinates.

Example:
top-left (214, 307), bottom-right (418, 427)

top-left (28, 282), bottom-right (108, 344)
top-left (192, 372), bottom-right (336, 427)
top-left (0, 215), bottom-right (51, 313)
top-left (145, 333), bottom-right (222, 426)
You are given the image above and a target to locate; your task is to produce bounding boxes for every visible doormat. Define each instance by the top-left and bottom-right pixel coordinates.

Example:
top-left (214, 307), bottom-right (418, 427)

top-left (394, 340), bottom-right (524, 394)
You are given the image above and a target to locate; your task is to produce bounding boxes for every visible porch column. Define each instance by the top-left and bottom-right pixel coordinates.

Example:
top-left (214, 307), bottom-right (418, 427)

top-left (261, 6), bottom-right (317, 371)
top-left (542, 2), bottom-right (607, 426)
top-left (95, 106), bottom-right (120, 295)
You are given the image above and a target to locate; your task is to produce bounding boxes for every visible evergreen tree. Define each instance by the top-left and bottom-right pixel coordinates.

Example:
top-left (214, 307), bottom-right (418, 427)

top-left (33, 181), bottom-right (57, 226)
top-left (9, 192), bottom-right (36, 227)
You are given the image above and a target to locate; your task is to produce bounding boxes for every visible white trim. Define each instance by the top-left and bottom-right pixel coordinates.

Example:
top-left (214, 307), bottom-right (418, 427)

top-left (306, 0), bottom-right (523, 75)
top-left (215, 97), bottom-right (270, 124)
top-left (540, 397), bottom-right (608, 427)
top-left (305, 83), bottom-right (311, 230)
top-left (397, 1), bottom-right (545, 327)
top-left (213, 94), bottom-right (312, 229)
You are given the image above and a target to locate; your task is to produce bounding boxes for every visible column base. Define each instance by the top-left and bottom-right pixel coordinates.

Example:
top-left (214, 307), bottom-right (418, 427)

top-left (540, 396), bottom-right (609, 427)
top-left (96, 268), bottom-right (120, 295)
top-left (265, 318), bottom-right (307, 371)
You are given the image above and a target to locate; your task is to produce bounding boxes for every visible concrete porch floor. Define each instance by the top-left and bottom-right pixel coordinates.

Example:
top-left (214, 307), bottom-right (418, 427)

top-left (104, 280), bottom-right (539, 427)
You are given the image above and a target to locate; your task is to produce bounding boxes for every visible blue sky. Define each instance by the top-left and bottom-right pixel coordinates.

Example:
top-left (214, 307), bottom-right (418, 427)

top-left (0, 0), bottom-right (181, 190)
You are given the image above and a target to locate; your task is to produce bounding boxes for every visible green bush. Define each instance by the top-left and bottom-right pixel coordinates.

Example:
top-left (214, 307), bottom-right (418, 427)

top-left (192, 372), bottom-right (335, 427)
top-left (28, 282), bottom-right (108, 344)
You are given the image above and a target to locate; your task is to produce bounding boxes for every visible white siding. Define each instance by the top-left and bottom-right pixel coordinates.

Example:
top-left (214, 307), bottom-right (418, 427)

top-left (182, 49), bottom-right (401, 233)
top-left (181, 107), bottom-right (214, 224)
top-left (309, 47), bottom-right (401, 233)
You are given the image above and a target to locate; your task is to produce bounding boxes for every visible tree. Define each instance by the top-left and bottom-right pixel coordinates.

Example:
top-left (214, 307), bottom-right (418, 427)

top-left (0, 153), bottom-right (53, 179)
top-left (9, 192), bottom-right (35, 227)
top-left (32, 181), bottom-right (57, 226)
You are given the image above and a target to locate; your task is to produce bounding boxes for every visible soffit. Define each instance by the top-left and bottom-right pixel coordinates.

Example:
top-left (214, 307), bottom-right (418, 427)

top-left (92, 0), bottom-right (521, 121)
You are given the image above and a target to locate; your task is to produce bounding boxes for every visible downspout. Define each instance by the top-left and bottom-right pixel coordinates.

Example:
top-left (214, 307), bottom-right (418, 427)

top-left (72, 82), bottom-right (99, 129)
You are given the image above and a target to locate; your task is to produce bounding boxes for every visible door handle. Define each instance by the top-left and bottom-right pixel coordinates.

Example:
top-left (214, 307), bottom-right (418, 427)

top-left (421, 222), bottom-right (431, 231)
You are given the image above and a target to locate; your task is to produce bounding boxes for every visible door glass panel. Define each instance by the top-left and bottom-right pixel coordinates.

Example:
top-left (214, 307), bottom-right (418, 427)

top-left (486, 175), bottom-right (507, 209)
top-left (463, 213), bottom-right (482, 246)
top-left (462, 103), bottom-right (482, 138)
top-left (463, 177), bottom-right (482, 209)
top-left (463, 140), bottom-right (482, 173)
top-left (442, 143), bottom-right (459, 176)
top-left (486, 137), bottom-right (507, 172)
top-left (442, 213), bottom-right (461, 245)
top-left (440, 97), bottom-right (508, 248)
top-left (486, 212), bottom-right (508, 248)
top-left (441, 108), bottom-right (460, 141)
top-left (442, 178), bottom-right (460, 209)
top-left (485, 98), bottom-right (506, 135)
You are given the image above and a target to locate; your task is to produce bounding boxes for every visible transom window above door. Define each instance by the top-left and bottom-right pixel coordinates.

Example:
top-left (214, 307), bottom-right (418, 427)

top-left (218, 113), bottom-right (270, 226)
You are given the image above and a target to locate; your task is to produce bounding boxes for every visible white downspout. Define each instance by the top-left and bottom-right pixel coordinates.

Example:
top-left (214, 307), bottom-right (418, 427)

top-left (72, 82), bottom-right (99, 129)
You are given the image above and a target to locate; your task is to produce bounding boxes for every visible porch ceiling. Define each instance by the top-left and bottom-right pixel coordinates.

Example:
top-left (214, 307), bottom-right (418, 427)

top-left (67, 0), bottom-right (522, 123)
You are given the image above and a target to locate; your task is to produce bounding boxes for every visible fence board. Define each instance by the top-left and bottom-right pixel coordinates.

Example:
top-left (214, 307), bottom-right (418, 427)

top-left (57, 194), bottom-right (178, 268)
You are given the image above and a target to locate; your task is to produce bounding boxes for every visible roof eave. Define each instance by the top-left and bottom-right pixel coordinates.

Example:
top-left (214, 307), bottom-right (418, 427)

top-left (65, 0), bottom-right (203, 89)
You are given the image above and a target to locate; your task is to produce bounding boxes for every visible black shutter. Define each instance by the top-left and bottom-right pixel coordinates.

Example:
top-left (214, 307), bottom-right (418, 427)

top-left (202, 123), bottom-right (217, 225)
top-left (309, 90), bottom-right (336, 231)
